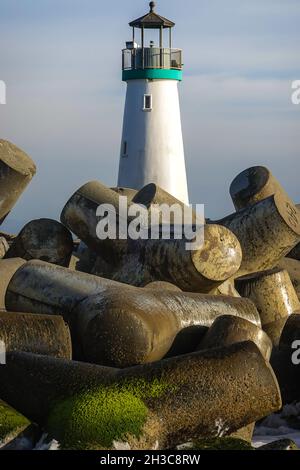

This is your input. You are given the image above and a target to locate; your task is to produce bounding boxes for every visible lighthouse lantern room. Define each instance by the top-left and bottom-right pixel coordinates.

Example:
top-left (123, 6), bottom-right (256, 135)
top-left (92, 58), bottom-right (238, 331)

top-left (118, 1), bottom-right (189, 204)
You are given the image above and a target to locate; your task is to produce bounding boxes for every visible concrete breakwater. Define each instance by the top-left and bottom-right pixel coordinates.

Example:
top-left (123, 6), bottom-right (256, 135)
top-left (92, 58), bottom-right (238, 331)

top-left (1, 143), bottom-right (300, 450)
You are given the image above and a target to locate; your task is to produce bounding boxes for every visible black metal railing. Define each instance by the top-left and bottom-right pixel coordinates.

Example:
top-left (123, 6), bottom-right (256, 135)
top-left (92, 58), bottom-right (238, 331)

top-left (122, 47), bottom-right (183, 71)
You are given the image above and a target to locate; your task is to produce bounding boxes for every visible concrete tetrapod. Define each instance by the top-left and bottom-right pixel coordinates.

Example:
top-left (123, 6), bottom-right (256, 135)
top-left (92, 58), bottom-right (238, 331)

top-left (4, 218), bottom-right (74, 267)
top-left (277, 258), bottom-right (300, 299)
top-left (0, 342), bottom-right (282, 450)
top-left (132, 183), bottom-right (198, 224)
top-left (287, 204), bottom-right (300, 260)
top-left (4, 260), bottom-right (260, 367)
top-left (230, 167), bottom-right (300, 267)
top-left (229, 166), bottom-right (290, 211)
top-left (61, 181), bottom-right (132, 264)
top-left (197, 315), bottom-right (272, 361)
top-left (144, 281), bottom-right (182, 292)
top-left (61, 182), bottom-right (242, 292)
top-left (236, 268), bottom-right (300, 326)
top-left (0, 140), bottom-right (36, 225)
top-left (111, 187), bottom-right (138, 203)
top-left (0, 311), bottom-right (72, 359)
top-left (197, 315), bottom-right (273, 443)
top-left (215, 194), bottom-right (300, 276)
top-left (111, 224), bottom-right (242, 293)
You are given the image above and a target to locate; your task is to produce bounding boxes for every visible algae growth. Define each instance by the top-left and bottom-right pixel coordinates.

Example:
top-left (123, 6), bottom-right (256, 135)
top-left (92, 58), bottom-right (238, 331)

top-left (0, 400), bottom-right (30, 444)
top-left (47, 377), bottom-right (176, 449)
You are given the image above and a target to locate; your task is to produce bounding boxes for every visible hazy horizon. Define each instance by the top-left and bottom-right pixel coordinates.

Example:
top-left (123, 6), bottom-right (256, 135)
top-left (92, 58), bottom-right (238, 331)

top-left (1, 0), bottom-right (299, 234)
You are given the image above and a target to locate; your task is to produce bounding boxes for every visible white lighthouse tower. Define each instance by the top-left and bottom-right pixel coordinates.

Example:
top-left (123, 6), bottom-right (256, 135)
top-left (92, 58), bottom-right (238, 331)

top-left (118, 1), bottom-right (189, 204)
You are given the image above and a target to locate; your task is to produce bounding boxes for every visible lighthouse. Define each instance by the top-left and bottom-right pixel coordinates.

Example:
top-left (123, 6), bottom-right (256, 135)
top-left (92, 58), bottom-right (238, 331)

top-left (118, 2), bottom-right (189, 205)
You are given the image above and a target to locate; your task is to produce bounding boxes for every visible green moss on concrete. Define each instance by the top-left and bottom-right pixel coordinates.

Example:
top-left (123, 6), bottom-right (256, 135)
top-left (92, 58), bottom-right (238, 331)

top-left (192, 437), bottom-right (254, 451)
top-left (47, 377), bottom-right (176, 450)
top-left (0, 400), bottom-right (30, 444)
top-left (47, 388), bottom-right (147, 450)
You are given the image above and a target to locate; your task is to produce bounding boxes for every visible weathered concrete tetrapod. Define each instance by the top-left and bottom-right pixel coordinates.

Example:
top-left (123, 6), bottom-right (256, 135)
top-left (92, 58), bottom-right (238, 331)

top-left (263, 318), bottom-right (289, 347)
top-left (4, 260), bottom-right (260, 367)
top-left (0, 311), bottom-right (72, 359)
top-left (287, 204), bottom-right (300, 260)
top-left (0, 258), bottom-right (26, 310)
top-left (144, 281), bottom-right (182, 292)
top-left (132, 183), bottom-right (198, 224)
top-left (75, 288), bottom-right (260, 366)
top-left (61, 181), bottom-right (241, 292)
top-left (230, 168), bottom-right (300, 266)
top-left (197, 315), bottom-right (272, 361)
top-left (61, 181), bottom-right (131, 264)
top-left (0, 342), bottom-right (282, 450)
top-left (0, 140), bottom-right (36, 225)
top-left (236, 268), bottom-right (300, 325)
top-left (215, 194), bottom-right (300, 276)
top-left (277, 257), bottom-right (300, 299)
top-left (4, 218), bottom-right (73, 267)
top-left (111, 224), bottom-right (242, 293)
top-left (209, 278), bottom-right (241, 298)
top-left (196, 314), bottom-right (273, 443)
top-left (111, 187), bottom-right (138, 203)
top-left (230, 166), bottom-right (290, 211)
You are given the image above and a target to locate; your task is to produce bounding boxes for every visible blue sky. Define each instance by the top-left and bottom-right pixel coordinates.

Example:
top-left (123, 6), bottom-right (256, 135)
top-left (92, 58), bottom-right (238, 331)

top-left (0, 0), bottom-right (299, 232)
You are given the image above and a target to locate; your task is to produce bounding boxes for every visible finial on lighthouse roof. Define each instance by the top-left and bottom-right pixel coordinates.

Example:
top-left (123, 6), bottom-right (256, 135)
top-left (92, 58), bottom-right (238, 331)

top-left (149, 1), bottom-right (156, 12)
top-left (129, 2), bottom-right (175, 29)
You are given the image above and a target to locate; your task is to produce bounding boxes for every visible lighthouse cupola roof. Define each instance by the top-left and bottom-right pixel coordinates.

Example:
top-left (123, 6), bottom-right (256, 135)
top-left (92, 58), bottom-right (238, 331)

top-left (129, 2), bottom-right (175, 29)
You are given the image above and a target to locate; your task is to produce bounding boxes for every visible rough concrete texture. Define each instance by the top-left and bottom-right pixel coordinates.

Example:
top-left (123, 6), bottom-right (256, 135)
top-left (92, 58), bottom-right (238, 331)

top-left (215, 194), bottom-right (300, 277)
top-left (0, 258), bottom-right (26, 310)
top-left (0, 140), bottom-right (36, 225)
top-left (197, 315), bottom-right (272, 361)
top-left (61, 181), bottom-right (242, 292)
top-left (196, 314), bottom-right (273, 443)
top-left (263, 317), bottom-right (288, 347)
top-left (111, 187), bottom-right (138, 203)
top-left (0, 342), bottom-right (282, 449)
top-left (236, 268), bottom-right (300, 325)
top-left (61, 181), bottom-right (131, 264)
top-left (110, 224), bottom-right (242, 293)
top-left (144, 281), bottom-right (182, 292)
top-left (132, 182), bottom-right (198, 224)
top-left (4, 259), bottom-right (261, 367)
top-left (209, 278), bottom-right (241, 297)
top-left (277, 257), bottom-right (300, 298)
top-left (5, 218), bottom-right (73, 267)
top-left (0, 311), bottom-right (72, 359)
top-left (230, 166), bottom-right (290, 211)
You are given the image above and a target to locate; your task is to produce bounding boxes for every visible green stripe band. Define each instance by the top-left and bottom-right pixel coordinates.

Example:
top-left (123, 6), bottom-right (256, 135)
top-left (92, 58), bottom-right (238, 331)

top-left (122, 69), bottom-right (183, 82)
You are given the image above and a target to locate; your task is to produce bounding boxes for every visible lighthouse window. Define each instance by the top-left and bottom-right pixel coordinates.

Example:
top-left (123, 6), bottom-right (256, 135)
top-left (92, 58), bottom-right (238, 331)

top-left (122, 141), bottom-right (128, 157)
top-left (143, 94), bottom-right (152, 111)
